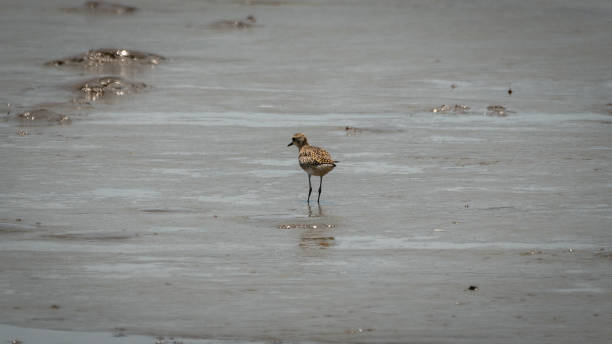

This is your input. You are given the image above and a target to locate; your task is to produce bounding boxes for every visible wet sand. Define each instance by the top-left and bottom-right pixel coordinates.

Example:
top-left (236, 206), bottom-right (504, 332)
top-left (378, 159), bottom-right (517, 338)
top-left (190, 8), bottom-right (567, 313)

top-left (1, 0), bottom-right (612, 343)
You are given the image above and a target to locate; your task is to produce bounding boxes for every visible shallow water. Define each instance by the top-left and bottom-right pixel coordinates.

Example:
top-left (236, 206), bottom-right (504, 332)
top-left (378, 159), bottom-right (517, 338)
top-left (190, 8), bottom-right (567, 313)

top-left (1, 0), bottom-right (612, 343)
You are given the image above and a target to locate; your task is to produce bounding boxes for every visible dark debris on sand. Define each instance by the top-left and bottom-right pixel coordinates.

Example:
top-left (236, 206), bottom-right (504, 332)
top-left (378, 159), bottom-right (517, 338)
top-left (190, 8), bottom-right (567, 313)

top-left (210, 15), bottom-right (256, 29)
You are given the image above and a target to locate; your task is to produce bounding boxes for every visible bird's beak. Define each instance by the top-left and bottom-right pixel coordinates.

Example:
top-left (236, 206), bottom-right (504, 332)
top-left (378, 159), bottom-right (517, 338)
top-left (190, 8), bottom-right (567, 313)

top-left (287, 142), bottom-right (293, 147)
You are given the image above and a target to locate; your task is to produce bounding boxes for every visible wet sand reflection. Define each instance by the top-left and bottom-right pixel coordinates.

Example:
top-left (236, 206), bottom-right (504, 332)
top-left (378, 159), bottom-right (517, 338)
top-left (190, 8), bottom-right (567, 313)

top-left (301, 204), bottom-right (335, 249)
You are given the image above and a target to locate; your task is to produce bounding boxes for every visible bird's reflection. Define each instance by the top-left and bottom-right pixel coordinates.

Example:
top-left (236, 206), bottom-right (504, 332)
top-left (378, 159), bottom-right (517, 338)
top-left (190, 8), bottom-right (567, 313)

top-left (299, 234), bottom-right (335, 249)
top-left (307, 203), bottom-right (324, 218)
top-left (301, 203), bottom-right (334, 250)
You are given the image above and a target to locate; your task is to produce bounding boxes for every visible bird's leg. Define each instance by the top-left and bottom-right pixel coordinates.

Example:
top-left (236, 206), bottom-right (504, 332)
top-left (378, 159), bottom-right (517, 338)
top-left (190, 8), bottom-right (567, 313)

top-left (307, 174), bottom-right (312, 203)
top-left (317, 176), bottom-right (323, 203)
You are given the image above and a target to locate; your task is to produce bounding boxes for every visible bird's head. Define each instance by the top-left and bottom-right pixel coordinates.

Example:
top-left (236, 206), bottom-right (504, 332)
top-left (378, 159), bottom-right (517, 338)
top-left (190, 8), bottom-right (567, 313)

top-left (288, 133), bottom-right (308, 148)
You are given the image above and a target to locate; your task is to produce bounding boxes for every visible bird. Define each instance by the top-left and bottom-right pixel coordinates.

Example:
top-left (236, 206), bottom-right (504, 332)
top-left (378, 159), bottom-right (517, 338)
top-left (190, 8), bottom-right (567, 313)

top-left (288, 133), bottom-right (337, 203)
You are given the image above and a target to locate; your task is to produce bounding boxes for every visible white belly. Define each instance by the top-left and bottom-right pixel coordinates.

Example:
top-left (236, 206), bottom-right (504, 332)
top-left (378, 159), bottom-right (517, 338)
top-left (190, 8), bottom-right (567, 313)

top-left (302, 164), bottom-right (335, 177)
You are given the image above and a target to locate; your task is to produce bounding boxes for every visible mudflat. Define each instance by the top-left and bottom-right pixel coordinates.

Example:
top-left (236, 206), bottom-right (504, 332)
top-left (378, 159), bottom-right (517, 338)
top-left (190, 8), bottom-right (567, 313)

top-left (1, 0), bottom-right (611, 343)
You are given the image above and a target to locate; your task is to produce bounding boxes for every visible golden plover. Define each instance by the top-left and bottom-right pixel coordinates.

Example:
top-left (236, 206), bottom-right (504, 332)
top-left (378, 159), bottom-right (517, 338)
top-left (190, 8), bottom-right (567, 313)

top-left (288, 133), bottom-right (337, 203)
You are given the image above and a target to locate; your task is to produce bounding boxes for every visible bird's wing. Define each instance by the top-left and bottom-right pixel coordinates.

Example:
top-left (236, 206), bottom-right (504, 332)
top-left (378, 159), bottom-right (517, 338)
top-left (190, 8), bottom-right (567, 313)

top-left (299, 146), bottom-right (336, 166)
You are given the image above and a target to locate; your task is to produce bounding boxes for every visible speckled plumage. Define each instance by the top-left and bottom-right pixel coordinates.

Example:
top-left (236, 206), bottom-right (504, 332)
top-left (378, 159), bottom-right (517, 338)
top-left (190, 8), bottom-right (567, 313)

top-left (288, 133), bottom-right (337, 203)
top-left (298, 145), bottom-right (336, 176)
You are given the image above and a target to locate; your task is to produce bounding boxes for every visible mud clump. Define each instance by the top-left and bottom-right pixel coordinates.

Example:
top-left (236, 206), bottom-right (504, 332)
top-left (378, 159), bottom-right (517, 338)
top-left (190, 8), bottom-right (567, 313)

top-left (431, 104), bottom-right (451, 113)
top-left (431, 104), bottom-right (471, 114)
top-left (345, 126), bottom-right (362, 135)
top-left (452, 104), bottom-right (471, 114)
top-left (63, 1), bottom-right (138, 14)
top-left (520, 250), bottom-right (543, 256)
top-left (77, 76), bottom-right (146, 101)
top-left (429, 104), bottom-right (511, 116)
top-left (46, 48), bottom-right (165, 68)
top-left (486, 105), bottom-right (509, 116)
top-left (345, 328), bottom-right (375, 334)
top-left (113, 327), bottom-right (127, 337)
top-left (84, 1), bottom-right (137, 14)
top-left (210, 15), bottom-right (256, 29)
top-left (345, 126), bottom-right (404, 136)
top-left (12, 109), bottom-right (71, 125)
top-left (154, 336), bottom-right (184, 344)
top-left (277, 224), bottom-right (336, 230)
